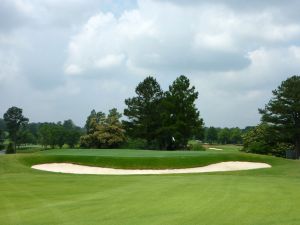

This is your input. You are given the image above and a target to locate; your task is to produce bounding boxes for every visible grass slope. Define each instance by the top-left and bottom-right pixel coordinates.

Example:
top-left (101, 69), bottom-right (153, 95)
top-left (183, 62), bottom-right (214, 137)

top-left (1, 149), bottom-right (300, 225)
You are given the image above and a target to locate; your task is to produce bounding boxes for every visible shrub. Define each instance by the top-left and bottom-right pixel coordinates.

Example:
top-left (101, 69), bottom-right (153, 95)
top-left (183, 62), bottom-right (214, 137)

top-left (242, 141), bottom-right (290, 157)
top-left (188, 142), bottom-right (206, 151)
top-left (121, 138), bottom-right (147, 149)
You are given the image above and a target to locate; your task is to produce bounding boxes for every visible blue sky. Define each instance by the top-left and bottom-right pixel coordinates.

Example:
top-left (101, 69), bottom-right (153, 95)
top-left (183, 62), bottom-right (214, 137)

top-left (1, 0), bottom-right (300, 127)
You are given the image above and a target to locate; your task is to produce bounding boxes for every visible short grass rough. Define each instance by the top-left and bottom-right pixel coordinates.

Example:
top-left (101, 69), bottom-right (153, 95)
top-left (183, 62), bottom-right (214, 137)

top-left (1, 148), bottom-right (300, 225)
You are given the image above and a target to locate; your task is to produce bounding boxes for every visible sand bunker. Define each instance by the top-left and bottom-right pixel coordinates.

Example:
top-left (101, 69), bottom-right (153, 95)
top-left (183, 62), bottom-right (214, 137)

top-left (32, 161), bottom-right (271, 175)
top-left (208, 147), bottom-right (223, 151)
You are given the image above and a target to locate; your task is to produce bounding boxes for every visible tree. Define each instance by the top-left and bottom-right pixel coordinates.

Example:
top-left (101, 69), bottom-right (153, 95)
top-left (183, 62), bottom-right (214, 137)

top-left (63, 120), bottom-right (81, 148)
top-left (80, 109), bottom-right (126, 148)
top-left (0, 119), bottom-right (6, 131)
top-left (3, 107), bottom-right (29, 153)
top-left (230, 127), bottom-right (243, 144)
top-left (97, 108), bottom-right (126, 148)
top-left (0, 119), bottom-right (5, 150)
top-left (38, 123), bottom-right (56, 148)
top-left (38, 123), bottom-right (64, 148)
top-left (218, 128), bottom-right (230, 144)
top-left (205, 127), bottom-right (218, 144)
top-left (0, 129), bottom-right (5, 150)
top-left (259, 75), bottom-right (300, 158)
top-left (85, 110), bottom-right (106, 134)
top-left (17, 128), bottom-right (36, 147)
top-left (242, 123), bottom-right (289, 157)
top-left (124, 76), bottom-right (163, 147)
top-left (158, 75), bottom-right (204, 149)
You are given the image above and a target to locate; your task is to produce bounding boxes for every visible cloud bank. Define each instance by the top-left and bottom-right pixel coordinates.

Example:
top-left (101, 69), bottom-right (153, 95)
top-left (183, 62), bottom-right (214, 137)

top-left (1, 0), bottom-right (300, 127)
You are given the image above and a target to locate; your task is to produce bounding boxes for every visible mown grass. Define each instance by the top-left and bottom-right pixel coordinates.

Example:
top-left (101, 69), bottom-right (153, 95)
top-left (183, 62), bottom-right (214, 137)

top-left (1, 149), bottom-right (300, 225)
top-left (21, 148), bottom-right (281, 169)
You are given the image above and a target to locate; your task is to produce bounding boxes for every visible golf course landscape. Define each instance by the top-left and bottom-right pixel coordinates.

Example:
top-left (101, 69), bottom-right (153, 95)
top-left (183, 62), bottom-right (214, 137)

top-left (1, 147), bottom-right (300, 225)
top-left (2, 1), bottom-right (300, 224)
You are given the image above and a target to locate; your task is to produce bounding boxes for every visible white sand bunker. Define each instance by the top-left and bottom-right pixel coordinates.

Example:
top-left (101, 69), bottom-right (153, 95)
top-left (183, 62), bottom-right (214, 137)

top-left (32, 161), bottom-right (271, 175)
top-left (208, 147), bottom-right (223, 151)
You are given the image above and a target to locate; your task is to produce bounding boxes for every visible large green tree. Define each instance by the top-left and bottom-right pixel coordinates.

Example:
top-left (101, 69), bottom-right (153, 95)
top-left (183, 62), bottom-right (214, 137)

top-left (205, 127), bottom-right (218, 144)
top-left (80, 108), bottom-right (125, 148)
top-left (63, 120), bottom-right (81, 148)
top-left (158, 75), bottom-right (204, 149)
top-left (259, 75), bottom-right (300, 158)
top-left (3, 106), bottom-right (29, 153)
top-left (218, 128), bottom-right (230, 144)
top-left (124, 76), bottom-right (163, 147)
top-left (38, 123), bottom-right (64, 148)
top-left (85, 110), bottom-right (106, 134)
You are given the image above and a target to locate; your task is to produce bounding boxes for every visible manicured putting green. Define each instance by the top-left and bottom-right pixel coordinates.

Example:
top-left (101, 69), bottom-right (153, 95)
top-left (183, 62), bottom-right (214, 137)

top-left (1, 149), bottom-right (300, 225)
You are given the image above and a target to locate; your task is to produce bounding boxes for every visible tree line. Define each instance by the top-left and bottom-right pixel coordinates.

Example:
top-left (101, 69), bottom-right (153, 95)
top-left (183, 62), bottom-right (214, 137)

top-left (204, 127), bottom-right (247, 144)
top-left (81, 75), bottom-right (204, 150)
top-left (0, 113), bottom-right (83, 153)
top-left (1, 75), bottom-right (300, 158)
top-left (1, 75), bottom-right (204, 152)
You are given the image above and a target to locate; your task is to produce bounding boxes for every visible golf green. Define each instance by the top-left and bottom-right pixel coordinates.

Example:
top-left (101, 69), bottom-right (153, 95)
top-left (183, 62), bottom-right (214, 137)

top-left (0, 149), bottom-right (300, 225)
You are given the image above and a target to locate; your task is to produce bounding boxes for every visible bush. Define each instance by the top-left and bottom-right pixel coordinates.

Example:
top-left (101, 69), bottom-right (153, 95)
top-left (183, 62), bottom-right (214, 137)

top-left (242, 141), bottom-right (290, 157)
top-left (121, 138), bottom-right (147, 149)
top-left (0, 143), bottom-right (5, 150)
top-left (188, 142), bottom-right (206, 151)
top-left (5, 143), bottom-right (15, 154)
top-left (245, 142), bottom-right (270, 154)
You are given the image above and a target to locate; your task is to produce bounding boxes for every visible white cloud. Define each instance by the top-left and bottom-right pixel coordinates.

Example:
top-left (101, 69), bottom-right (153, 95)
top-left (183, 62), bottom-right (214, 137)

top-left (65, 0), bottom-right (300, 78)
top-left (94, 54), bottom-right (125, 69)
top-left (2, 0), bottom-right (300, 127)
top-left (0, 51), bottom-right (19, 84)
top-left (191, 46), bottom-right (300, 127)
top-left (65, 64), bottom-right (82, 75)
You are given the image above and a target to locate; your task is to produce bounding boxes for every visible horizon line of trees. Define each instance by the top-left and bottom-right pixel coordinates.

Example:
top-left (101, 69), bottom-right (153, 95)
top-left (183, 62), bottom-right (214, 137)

top-left (204, 126), bottom-right (247, 145)
top-left (0, 114), bottom-right (84, 153)
top-left (1, 74), bottom-right (299, 158)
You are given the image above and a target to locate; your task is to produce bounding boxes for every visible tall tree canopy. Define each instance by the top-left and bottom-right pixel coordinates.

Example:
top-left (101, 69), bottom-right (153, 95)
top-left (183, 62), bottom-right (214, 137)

top-left (124, 76), bottom-right (163, 147)
top-left (85, 110), bottom-right (106, 134)
top-left (259, 75), bottom-right (300, 157)
top-left (124, 75), bottom-right (204, 150)
top-left (3, 106), bottom-right (29, 153)
top-left (159, 75), bottom-right (204, 149)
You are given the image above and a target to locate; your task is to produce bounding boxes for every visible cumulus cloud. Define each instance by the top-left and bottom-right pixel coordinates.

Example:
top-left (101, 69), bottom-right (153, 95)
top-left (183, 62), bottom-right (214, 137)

top-left (65, 0), bottom-right (300, 78)
top-left (1, 0), bottom-right (300, 127)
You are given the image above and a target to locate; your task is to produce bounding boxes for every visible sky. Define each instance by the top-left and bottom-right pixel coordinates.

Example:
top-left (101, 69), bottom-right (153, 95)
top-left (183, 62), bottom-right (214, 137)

top-left (1, 0), bottom-right (300, 128)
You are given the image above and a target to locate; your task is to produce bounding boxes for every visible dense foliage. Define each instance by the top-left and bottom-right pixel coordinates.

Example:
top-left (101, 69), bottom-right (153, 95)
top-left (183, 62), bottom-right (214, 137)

top-left (0, 124), bottom-right (5, 150)
top-left (241, 76), bottom-right (300, 158)
top-left (39, 120), bottom-right (82, 148)
top-left (124, 75), bottom-right (204, 150)
top-left (80, 108), bottom-right (126, 148)
top-left (258, 75), bottom-right (300, 158)
top-left (204, 127), bottom-right (243, 144)
top-left (123, 76), bottom-right (163, 148)
top-left (3, 106), bottom-right (29, 153)
top-left (241, 123), bottom-right (292, 157)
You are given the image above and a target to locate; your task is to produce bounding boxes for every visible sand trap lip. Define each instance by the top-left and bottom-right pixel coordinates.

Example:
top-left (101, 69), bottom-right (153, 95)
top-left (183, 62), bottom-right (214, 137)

top-left (31, 161), bottom-right (271, 175)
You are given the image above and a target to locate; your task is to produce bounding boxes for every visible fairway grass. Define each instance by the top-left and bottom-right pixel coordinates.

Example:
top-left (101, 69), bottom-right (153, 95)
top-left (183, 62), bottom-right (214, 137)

top-left (1, 149), bottom-right (300, 224)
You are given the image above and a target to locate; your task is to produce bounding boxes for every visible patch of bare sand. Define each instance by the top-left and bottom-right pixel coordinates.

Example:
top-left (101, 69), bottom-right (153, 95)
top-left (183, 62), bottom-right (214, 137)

top-left (208, 147), bottom-right (223, 151)
top-left (32, 161), bottom-right (271, 175)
